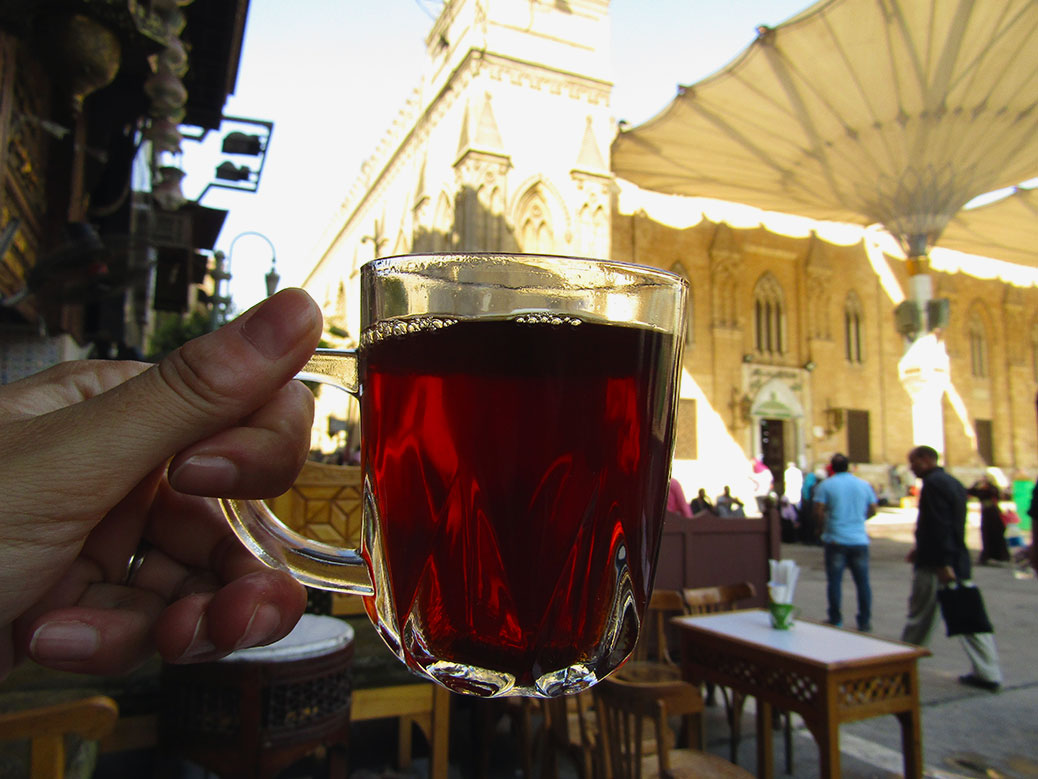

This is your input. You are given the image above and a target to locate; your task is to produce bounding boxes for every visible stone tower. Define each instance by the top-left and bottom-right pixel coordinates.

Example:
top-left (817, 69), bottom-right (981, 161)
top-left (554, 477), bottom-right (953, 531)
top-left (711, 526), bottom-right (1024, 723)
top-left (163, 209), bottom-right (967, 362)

top-left (303, 0), bottom-right (614, 340)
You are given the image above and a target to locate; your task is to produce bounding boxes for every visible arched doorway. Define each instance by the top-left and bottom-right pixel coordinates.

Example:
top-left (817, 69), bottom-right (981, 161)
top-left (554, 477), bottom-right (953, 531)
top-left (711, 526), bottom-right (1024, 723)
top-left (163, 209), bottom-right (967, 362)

top-left (749, 379), bottom-right (805, 495)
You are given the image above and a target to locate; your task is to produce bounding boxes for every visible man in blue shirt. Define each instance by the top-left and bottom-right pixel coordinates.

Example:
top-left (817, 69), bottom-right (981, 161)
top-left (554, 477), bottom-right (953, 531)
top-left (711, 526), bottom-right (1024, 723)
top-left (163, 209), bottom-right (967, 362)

top-left (813, 453), bottom-right (878, 630)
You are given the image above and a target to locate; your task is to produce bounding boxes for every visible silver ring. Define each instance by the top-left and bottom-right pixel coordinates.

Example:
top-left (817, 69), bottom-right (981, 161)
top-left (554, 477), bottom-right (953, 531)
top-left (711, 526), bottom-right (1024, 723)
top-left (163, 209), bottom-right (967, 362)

top-left (122, 540), bottom-right (151, 586)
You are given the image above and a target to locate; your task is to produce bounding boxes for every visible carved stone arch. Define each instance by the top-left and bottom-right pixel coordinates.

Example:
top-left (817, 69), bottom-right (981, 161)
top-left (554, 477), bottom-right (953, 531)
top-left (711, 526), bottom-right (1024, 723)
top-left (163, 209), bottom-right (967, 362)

top-left (844, 288), bottom-right (864, 313)
top-left (754, 272), bottom-right (784, 302)
top-left (511, 177), bottom-right (571, 254)
top-left (843, 289), bottom-right (865, 363)
top-left (475, 181), bottom-right (507, 250)
top-left (965, 297), bottom-right (994, 336)
top-left (709, 223), bottom-right (742, 330)
top-left (577, 201), bottom-right (608, 257)
top-left (750, 377), bottom-right (805, 420)
top-left (432, 191), bottom-right (455, 252)
top-left (752, 272), bottom-right (787, 356)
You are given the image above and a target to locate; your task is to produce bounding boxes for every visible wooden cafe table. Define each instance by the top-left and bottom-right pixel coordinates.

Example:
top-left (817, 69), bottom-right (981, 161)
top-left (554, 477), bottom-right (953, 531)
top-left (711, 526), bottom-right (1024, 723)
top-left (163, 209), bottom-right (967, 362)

top-left (674, 609), bottom-right (930, 779)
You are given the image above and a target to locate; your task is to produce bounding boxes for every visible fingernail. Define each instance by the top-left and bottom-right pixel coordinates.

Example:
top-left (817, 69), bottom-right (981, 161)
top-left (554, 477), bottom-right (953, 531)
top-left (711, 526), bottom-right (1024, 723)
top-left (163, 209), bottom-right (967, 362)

top-left (169, 455), bottom-right (238, 494)
top-left (235, 604), bottom-right (282, 649)
top-left (241, 289), bottom-right (319, 360)
top-left (177, 615), bottom-right (216, 661)
top-left (30, 621), bottom-right (100, 662)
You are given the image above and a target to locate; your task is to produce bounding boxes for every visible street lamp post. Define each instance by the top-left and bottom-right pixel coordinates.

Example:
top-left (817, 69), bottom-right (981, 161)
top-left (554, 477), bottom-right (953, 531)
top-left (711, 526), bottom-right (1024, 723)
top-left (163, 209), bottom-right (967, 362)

top-left (211, 231), bottom-right (279, 327)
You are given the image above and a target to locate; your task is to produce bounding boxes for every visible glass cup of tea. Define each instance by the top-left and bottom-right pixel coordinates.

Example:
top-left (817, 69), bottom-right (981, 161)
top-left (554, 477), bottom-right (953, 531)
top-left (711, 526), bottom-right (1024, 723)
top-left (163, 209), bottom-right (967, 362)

top-left (221, 252), bottom-right (688, 697)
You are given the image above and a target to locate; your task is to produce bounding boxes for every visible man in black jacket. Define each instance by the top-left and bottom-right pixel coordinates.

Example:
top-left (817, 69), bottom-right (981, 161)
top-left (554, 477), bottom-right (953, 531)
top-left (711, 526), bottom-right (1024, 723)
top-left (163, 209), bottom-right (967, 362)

top-left (900, 446), bottom-right (1002, 692)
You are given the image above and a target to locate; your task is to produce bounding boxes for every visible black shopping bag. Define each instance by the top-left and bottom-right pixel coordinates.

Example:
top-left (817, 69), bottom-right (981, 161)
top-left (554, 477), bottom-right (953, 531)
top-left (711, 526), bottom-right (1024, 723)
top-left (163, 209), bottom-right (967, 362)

top-left (937, 582), bottom-right (994, 636)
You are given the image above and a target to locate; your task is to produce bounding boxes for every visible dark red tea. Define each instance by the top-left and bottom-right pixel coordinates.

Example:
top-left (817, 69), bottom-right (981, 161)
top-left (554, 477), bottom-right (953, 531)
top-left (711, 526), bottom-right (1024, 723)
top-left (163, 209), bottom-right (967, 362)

top-left (360, 315), bottom-right (679, 694)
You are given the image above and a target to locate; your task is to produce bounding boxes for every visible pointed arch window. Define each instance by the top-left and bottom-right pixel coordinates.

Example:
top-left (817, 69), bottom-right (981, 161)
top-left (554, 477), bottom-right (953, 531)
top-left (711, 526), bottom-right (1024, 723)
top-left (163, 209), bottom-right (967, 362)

top-left (516, 184), bottom-right (556, 254)
top-left (753, 274), bottom-right (785, 356)
top-left (968, 314), bottom-right (988, 378)
top-left (578, 203), bottom-right (608, 258)
top-left (478, 185), bottom-right (504, 250)
top-left (519, 200), bottom-right (552, 252)
top-left (844, 292), bottom-right (864, 364)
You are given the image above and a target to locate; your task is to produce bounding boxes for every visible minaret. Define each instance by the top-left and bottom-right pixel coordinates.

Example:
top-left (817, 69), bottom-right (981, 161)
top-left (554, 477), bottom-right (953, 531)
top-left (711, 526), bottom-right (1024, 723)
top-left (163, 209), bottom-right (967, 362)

top-left (427, 0), bottom-right (614, 254)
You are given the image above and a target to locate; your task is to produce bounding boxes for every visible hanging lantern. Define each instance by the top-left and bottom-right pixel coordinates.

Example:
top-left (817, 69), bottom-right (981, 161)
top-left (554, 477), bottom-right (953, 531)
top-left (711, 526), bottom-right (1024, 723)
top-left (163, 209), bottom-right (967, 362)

top-left (157, 37), bottom-right (188, 77)
top-left (144, 69), bottom-right (187, 116)
top-left (152, 166), bottom-right (186, 211)
top-left (36, 14), bottom-right (122, 112)
top-left (144, 117), bottom-right (183, 154)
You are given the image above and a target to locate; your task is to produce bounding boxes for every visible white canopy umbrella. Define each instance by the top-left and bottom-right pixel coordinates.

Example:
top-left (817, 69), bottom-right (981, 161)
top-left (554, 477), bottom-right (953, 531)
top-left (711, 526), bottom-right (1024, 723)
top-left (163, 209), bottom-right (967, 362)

top-left (941, 187), bottom-right (1038, 266)
top-left (611, 0), bottom-right (1038, 451)
top-left (611, 0), bottom-right (1038, 261)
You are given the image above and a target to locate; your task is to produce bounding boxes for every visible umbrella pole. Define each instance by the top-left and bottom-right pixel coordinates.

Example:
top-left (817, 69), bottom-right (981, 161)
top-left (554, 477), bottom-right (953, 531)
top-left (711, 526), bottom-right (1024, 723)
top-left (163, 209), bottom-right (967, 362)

top-left (897, 253), bottom-right (949, 455)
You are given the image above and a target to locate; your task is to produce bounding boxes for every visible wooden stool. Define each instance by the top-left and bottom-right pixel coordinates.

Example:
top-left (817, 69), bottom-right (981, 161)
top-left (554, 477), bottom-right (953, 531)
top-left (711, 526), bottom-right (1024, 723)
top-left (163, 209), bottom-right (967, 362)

top-left (160, 614), bottom-right (354, 779)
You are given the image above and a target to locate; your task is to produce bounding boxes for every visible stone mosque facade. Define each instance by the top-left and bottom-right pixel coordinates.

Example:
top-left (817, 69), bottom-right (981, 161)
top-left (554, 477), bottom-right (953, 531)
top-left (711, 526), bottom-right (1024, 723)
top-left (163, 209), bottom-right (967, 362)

top-left (302, 0), bottom-right (1038, 503)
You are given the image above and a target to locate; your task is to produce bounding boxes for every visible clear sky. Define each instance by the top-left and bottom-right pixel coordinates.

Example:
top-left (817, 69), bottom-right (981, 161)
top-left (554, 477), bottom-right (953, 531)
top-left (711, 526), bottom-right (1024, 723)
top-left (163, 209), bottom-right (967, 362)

top-left (179, 0), bottom-right (811, 313)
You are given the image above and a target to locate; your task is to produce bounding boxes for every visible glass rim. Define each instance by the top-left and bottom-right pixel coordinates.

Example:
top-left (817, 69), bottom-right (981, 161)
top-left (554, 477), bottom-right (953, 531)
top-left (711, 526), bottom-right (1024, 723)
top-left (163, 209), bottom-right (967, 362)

top-left (362, 251), bottom-right (688, 289)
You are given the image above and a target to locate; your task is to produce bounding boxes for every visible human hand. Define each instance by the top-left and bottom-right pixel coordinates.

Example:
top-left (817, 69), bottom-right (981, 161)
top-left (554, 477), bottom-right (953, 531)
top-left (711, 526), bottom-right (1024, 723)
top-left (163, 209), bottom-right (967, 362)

top-left (0, 289), bottom-right (322, 680)
top-left (905, 547), bottom-right (917, 564)
top-left (936, 566), bottom-right (957, 584)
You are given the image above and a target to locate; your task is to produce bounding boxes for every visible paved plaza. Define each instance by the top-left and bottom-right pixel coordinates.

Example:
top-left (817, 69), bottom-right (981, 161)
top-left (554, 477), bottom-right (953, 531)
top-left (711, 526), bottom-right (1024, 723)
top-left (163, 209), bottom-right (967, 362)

top-left (725, 512), bottom-right (1038, 778)
top-left (344, 510), bottom-right (1038, 779)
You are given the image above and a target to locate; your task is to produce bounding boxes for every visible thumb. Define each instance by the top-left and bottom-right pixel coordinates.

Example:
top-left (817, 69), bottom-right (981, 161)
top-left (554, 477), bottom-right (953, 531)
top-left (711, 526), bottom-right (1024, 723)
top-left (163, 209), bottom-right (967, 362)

top-left (18, 289), bottom-right (322, 517)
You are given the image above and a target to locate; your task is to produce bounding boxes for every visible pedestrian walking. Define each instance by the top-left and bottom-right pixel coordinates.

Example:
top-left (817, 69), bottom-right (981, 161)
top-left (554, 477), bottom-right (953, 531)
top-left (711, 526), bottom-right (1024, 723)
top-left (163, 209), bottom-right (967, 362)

top-left (900, 445), bottom-right (1003, 692)
top-left (813, 453), bottom-right (877, 631)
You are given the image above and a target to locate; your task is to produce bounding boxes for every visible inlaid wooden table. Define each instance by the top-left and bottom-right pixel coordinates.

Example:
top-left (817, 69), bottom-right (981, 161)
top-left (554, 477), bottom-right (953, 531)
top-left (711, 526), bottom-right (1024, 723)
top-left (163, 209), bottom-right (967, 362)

top-left (674, 609), bottom-right (930, 779)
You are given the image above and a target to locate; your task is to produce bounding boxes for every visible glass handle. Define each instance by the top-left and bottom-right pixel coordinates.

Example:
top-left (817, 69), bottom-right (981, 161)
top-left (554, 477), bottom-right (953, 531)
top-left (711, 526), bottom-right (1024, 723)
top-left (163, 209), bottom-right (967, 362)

top-left (297, 348), bottom-right (359, 393)
top-left (219, 348), bottom-right (372, 594)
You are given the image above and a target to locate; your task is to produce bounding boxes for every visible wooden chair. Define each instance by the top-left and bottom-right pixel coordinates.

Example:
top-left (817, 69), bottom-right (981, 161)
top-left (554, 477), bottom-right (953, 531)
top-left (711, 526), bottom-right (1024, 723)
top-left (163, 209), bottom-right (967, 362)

top-left (267, 459), bottom-right (450, 779)
top-left (681, 583), bottom-right (756, 704)
top-left (681, 582), bottom-right (756, 615)
top-left (538, 691), bottom-right (598, 779)
top-left (558, 589), bottom-right (691, 776)
top-left (473, 697), bottom-right (540, 779)
top-left (0, 695), bottom-right (118, 778)
top-left (682, 582), bottom-right (793, 771)
top-left (614, 589), bottom-right (687, 684)
top-left (592, 676), bottom-right (751, 779)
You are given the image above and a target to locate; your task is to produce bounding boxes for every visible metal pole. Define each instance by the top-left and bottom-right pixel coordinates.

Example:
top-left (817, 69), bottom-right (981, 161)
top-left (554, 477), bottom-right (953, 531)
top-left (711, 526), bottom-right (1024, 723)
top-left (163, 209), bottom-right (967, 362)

top-left (215, 231), bottom-right (278, 325)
